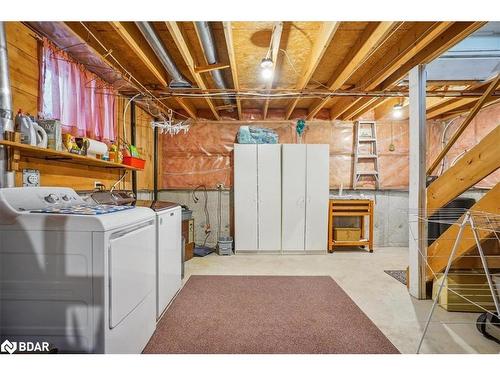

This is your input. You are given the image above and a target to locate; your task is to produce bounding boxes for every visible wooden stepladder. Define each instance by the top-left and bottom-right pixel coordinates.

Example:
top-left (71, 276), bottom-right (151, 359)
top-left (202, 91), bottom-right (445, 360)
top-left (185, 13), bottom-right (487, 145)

top-left (353, 121), bottom-right (380, 189)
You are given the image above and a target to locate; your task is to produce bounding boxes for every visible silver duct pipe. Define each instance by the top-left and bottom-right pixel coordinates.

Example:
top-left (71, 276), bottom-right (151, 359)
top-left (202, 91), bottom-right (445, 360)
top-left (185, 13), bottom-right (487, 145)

top-left (194, 21), bottom-right (233, 108)
top-left (0, 22), bottom-right (14, 188)
top-left (135, 22), bottom-right (191, 88)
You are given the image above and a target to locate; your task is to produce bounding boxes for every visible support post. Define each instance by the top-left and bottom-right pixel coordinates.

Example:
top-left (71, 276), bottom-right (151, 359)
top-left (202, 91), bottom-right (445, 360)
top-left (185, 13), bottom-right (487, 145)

top-left (408, 65), bottom-right (427, 299)
top-left (130, 101), bottom-right (137, 198)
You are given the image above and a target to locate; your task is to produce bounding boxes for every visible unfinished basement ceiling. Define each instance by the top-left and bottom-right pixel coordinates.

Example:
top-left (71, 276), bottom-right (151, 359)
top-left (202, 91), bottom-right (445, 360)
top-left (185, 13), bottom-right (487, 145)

top-left (27, 21), bottom-right (499, 121)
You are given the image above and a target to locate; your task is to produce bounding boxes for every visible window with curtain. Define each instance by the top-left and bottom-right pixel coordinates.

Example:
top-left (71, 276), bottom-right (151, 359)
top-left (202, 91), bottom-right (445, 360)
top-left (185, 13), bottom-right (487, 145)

top-left (40, 38), bottom-right (116, 142)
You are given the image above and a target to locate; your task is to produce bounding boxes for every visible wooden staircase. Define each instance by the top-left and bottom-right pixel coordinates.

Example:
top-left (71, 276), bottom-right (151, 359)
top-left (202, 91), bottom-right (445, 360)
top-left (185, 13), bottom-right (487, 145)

top-left (425, 124), bottom-right (500, 280)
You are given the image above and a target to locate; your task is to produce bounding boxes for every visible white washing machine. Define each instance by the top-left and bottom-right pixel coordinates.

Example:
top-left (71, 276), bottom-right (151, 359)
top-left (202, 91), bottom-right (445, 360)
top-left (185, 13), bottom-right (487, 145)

top-left (0, 187), bottom-right (156, 353)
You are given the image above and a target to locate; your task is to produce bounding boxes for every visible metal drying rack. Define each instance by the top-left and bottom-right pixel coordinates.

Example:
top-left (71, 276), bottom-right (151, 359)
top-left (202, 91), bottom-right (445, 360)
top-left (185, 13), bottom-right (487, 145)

top-left (408, 208), bottom-right (500, 353)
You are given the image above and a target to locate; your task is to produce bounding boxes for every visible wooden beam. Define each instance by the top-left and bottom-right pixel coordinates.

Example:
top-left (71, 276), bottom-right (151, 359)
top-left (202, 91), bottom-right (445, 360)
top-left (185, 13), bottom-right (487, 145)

top-left (380, 22), bottom-right (486, 90)
top-left (222, 21), bottom-right (242, 120)
top-left (215, 104), bottom-right (236, 111)
top-left (110, 22), bottom-right (169, 87)
top-left (174, 97), bottom-right (198, 119)
top-left (165, 21), bottom-right (220, 120)
top-left (263, 22), bottom-right (284, 120)
top-left (426, 183), bottom-right (500, 280)
top-left (426, 97), bottom-right (478, 119)
top-left (340, 22), bottom-right (466, 119)
top-left (306, 22), bottom-right (399, 120)
top-left (427, 125), bottom-right (500, 217)
top-left (284, 22), bottom-right (340, 120)
top-left (374, 98), bottom-right (401, 120)
top-left (427, 74), bottom-right (500, 175)
top-left (194, 63), bottom-right (230, 74)
top-left (329, 97), bottom-right (360, 120)
top-left (341, 98), bottom-right (382, 120)
top-left (358, 22), bottom-right (453, 91)
top-left (62, 22), bottom-right (179, 119)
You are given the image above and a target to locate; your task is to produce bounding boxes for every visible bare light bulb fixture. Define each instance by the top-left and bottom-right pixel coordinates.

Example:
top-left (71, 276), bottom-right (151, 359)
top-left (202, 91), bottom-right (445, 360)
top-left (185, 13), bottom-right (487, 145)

top-left (260, 57), bottom-right (273, 69)
top-left (260, 57), bottom-right (274, 80)
top-left (261, 67), bottom-right (273, 80)
top-left (392, 103), bottom-right (403, 119)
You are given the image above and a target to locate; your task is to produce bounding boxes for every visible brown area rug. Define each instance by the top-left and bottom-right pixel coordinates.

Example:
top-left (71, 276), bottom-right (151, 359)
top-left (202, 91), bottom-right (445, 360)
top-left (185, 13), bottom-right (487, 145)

top-left (144, 275), bottom-right (399, 354)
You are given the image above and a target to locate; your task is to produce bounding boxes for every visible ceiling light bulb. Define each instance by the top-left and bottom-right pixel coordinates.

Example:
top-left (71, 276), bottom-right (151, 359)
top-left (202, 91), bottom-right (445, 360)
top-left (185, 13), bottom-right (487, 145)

top-left (260, 57), bottom-right (273, 69)
top-left (392, 103), bottom-right (403, 119)
top-left (261, 67), bottom-right (273, 80)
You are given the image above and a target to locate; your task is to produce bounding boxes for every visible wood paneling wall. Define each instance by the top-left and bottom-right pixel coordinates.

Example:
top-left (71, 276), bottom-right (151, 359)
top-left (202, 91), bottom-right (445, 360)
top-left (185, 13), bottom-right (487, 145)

top-left (6, 22), bottom-right (157, 191)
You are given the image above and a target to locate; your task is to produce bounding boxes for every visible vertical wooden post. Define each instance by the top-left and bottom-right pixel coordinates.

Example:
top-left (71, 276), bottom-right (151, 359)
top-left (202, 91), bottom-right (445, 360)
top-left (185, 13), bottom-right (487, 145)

top-left (408, 65), bottom-right (427, 299)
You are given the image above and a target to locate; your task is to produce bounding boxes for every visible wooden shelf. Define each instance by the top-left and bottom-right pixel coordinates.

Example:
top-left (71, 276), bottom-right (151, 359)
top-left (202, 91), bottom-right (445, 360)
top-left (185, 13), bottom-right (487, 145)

top-left (332, 239), bottom-right (369, 246)
top-left (0, 140), bottom-right (143, 171)
top-left (328, 199), bottom-right (374, 253)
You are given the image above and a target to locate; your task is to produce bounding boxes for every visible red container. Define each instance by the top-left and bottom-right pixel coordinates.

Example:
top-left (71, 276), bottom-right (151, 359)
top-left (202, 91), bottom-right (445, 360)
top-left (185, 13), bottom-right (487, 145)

top-left (122, 156), bottom-right (146, 170)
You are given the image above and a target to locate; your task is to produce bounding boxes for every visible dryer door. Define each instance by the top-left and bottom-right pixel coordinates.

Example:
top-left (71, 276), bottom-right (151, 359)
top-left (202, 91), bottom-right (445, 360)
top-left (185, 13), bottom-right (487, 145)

top-left (108, 220), bottom-right (155, 329)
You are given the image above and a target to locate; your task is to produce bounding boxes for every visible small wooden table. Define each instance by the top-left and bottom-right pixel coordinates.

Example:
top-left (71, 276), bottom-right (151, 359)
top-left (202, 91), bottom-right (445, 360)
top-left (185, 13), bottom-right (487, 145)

top-left (328, 199), bottom-right (374, 253)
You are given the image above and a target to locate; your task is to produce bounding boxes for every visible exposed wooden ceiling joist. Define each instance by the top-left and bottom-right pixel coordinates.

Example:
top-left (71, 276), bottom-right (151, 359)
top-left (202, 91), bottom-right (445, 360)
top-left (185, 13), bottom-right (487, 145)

top-left (342, 98), bottom-right (386, 120)
top-left (330, 97), bottom-right (359, 120)
top-left (262, 22), bottom-right (284, 120)
top-left (380, 22), bottom-right (487, 90)
top-left (306, 22), bottom-right (400, 120)
top-left (358, 22), bottom-right (454, 91)
top-left (284, 21), bottom-right (340, 120)
top-left (426, 97), bottom-right (478, 119)
top-left (338, 22), bottom-right (486, 121)
top-left (57, 21), bottom-right (493, 122)
top-left (222, 21), bottom-right (242, 120)
top-left (165, 21), bottom-right (221, 120)
top-left (373, 98), bottom-right (401, 120)
top-left (110, 22), bottom-right (198, 119)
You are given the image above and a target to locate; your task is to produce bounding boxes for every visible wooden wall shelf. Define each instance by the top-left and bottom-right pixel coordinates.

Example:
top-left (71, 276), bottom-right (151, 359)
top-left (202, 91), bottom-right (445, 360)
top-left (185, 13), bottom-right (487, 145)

top-left (0, 140), bottom-right (143, 171)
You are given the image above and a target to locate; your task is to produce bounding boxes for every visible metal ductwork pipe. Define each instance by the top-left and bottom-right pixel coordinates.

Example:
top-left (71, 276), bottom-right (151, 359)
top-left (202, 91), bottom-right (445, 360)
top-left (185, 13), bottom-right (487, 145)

top-left (0, 22), bottom-right (14, 188)
top-left (194, 21), bottom-right (233, 109)
top-left (135, 22), bottom-right (192, 89)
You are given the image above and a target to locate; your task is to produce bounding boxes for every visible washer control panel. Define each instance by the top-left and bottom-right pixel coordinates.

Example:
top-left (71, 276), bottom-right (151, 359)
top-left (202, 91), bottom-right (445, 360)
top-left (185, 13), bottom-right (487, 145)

top-left (0, 187), bottom-right (85, 213)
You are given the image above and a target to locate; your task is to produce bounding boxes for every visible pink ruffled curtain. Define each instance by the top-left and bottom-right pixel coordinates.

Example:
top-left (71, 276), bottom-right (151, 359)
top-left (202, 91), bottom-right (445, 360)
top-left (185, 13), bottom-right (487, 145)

top-left (40, 39), bottom-right (116, 141)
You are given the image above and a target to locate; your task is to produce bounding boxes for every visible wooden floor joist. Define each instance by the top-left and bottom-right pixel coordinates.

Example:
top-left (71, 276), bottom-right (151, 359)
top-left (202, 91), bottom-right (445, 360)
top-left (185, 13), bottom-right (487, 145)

top-left (222, 22), bottom-right (242, 120)
top-left (306, 22), bottom-right (399, 120)
top-left (427, 124), bottom-right (500, 217)
top-left (284, 22), bottom-right (340, 120)
top-left (165, 21), bottom-right (220, 120)
top-left (426, 183), bottom-right (500, 281)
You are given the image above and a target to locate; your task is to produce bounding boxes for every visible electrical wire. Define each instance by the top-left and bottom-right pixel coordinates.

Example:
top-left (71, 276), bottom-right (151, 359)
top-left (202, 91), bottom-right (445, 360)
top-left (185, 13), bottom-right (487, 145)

top-left (279, 48), bottom-right (331, 91)
top-left (216, 184), bottom-right (223, 242)
top-left (192, 185), bottom-right (211, 247)
top-left (110, 170), bottom-right (128, 193)
top-left (438, 118), bottom-right (459, 176)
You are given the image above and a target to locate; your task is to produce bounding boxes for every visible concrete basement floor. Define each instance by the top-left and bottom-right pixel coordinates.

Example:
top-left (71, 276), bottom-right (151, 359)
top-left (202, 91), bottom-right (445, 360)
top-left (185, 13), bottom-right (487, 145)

top-left (182, 247), bottom-right (500, 354)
